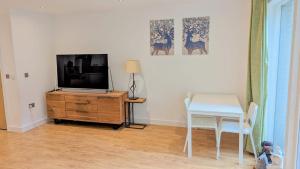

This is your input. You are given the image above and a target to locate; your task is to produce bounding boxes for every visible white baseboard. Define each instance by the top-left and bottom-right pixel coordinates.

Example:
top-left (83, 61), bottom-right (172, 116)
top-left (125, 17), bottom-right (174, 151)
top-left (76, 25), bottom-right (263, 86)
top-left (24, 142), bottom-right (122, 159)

top-left (7, 118), bottom-right (47, 132)
top-left (134, 118), bottom-right (186, 127)
top-left (6, 125), bottom-right (23, 132)
top-left (7, 118), bottom-right (184, 132)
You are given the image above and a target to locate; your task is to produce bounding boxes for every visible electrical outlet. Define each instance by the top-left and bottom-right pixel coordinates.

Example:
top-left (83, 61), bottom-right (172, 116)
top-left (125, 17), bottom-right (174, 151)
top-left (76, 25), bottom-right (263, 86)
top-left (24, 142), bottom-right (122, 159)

top-left (29, 103), bottom-right (35, 109)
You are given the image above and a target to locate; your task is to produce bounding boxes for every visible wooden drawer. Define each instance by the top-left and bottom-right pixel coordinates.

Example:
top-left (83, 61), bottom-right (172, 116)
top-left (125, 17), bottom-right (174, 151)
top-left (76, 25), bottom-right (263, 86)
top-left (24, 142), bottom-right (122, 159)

top-left (47, 101), bottom-right (66, 118)
top-left (66, 111), bottom-right (98, 121)
top-left (66, 102), bottom-right (97, 112)
top-left (65, 95), bottom-right (98, 104)
top-left (46, 94), bottom-right (65, 101)
top-left (98, 98), bottom-right (120, 113)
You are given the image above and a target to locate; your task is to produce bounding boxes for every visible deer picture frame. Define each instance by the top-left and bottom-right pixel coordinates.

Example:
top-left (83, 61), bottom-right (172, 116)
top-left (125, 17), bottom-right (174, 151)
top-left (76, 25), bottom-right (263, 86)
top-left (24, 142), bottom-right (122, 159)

top-left (150, 19), bottom-right (174, 56)
top-left (183, 16), bottom-right (210, 55)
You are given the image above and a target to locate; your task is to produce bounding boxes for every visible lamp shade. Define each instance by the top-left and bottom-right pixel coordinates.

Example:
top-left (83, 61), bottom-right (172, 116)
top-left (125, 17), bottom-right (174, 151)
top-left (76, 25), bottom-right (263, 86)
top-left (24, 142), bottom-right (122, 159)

top-left (126, 60), bottom-right (140, 73)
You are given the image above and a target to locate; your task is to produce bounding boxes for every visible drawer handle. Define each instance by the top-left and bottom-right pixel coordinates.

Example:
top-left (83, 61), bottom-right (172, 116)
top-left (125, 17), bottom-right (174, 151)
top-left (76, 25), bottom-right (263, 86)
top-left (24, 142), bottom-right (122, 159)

top-left (97, 96), bottom-right (113, 99)
top-left (77, 110), bottom-right (88, 113)
top-left (76, 101), bottom-right (89, 104)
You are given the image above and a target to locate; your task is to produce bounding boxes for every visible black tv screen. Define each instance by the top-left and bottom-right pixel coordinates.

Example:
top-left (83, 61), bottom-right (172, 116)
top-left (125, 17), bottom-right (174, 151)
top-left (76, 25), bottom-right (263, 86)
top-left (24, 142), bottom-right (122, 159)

top-left (56, 54), bottom-right (108, 89)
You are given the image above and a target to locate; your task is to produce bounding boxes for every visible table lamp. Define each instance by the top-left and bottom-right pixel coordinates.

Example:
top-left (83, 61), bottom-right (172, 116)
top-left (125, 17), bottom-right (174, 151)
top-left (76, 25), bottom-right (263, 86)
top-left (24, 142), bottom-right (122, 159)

top-left (126, 60), bottom-right (140, 100)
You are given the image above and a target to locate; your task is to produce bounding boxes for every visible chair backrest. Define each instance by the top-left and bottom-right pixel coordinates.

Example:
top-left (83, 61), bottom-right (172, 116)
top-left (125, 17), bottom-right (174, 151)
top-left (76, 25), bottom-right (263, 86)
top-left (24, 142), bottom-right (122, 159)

top-left (246, 102), bottom-right (258, 129)
top-left (184, 92), bottom-right (193, 111)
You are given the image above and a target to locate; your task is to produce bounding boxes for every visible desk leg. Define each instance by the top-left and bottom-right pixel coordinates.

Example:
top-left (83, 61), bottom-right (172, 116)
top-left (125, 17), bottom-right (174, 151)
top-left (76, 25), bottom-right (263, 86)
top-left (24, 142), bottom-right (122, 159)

top-left (126, 103), bottom-right (131, 127)
top-left (216, 117), bottom-right (221, 160)
top-left (239, 114), bottom-right (244, 164)
top-left (187, 112), bottom-right (192, 158)
top-left (131, 103), bottom-right (134, 124)
top-left (124, 102), bottom-right (127, 126)
top-left (126, 102), bottom-right (147, 129)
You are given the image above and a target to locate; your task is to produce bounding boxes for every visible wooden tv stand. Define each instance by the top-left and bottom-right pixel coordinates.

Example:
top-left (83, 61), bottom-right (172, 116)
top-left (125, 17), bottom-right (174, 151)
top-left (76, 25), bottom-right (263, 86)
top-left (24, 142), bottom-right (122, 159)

top-left (46, 90), bottom-right (128, 128)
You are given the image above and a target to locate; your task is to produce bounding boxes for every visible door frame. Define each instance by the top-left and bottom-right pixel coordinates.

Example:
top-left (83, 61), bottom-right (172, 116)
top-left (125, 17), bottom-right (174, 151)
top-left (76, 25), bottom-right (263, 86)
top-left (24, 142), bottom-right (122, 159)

top-left (284, 0), bottom-right (300, 168)
top-left (0, 71), bottom-right (6, 130)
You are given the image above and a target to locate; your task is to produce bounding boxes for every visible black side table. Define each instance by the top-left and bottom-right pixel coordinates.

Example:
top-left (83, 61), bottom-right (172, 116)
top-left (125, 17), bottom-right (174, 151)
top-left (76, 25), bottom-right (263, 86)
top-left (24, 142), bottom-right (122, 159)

top-left (125, 98), bottom-right (147, 129)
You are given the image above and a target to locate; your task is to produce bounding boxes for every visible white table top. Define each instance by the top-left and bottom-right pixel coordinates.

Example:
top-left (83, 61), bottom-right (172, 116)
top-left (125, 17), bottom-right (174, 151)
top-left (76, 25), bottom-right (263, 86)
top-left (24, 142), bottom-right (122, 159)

top-left (188, 94), bottom-right (243, 116)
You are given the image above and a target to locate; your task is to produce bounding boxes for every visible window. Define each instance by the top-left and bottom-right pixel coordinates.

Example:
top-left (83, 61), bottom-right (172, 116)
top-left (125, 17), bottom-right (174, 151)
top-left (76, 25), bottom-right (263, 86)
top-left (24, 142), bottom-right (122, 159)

top-left (265, 0), bottom-right (294, 153)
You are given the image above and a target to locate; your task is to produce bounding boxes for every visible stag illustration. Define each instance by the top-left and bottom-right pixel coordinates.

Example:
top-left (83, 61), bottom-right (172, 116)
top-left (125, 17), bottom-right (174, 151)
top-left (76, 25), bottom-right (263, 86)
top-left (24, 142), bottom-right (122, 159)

top-left (152, 33), bottom-right (172, 55)
top-left (185, 30), bottom-right (208, 55)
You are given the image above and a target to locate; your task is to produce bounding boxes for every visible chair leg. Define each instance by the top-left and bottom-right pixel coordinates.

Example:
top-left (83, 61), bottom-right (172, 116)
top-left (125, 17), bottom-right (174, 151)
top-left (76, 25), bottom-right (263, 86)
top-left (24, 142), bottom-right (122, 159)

top-left (215, 128), bottom-right (219, 159)
top-left (183, 134), bottom-right (188, 152)
top-left (217, 130), bottom-right (222, 159)
top-left (215, 128), bottom-right (218, 148)
top-left (243, 134), bottom-right (247, 150)
top-left (187, 114), bottom-right (192, 158)
top-left (250, 133), bottom-right (257, 159)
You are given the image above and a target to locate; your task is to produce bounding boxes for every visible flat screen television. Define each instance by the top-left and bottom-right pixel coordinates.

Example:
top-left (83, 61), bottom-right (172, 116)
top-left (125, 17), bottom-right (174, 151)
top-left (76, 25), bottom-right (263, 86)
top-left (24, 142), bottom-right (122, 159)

top-left (56, 54), bottom-right (108, 89)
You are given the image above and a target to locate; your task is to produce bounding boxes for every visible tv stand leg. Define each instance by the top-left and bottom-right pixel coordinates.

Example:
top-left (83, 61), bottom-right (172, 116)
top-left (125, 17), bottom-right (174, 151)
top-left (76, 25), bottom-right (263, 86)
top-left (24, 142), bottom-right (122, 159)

top-left (112, 124), bottom-right (121, 130)
top-left (54, 119), bottom-right (62, 124)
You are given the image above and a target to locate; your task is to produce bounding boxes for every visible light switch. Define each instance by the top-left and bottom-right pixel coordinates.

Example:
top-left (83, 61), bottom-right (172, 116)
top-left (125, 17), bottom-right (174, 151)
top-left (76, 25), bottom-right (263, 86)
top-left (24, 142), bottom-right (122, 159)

top-left (24, 73), bottom-right (29, 78)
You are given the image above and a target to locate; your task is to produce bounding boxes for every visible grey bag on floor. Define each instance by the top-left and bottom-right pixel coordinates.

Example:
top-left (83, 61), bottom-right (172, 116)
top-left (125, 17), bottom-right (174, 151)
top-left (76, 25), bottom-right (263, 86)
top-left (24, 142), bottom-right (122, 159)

top-left (255, 153), bottom-right (268, 169)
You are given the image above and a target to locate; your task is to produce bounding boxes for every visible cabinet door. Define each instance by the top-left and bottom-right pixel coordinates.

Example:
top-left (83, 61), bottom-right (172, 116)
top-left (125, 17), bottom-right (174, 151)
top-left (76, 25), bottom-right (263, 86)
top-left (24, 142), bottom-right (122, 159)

top-left (47, 94), bottom-right (65, 101)
top-left (98, 98), bottom-right (121, 113)
top-left (98, 97), bottom-right (122, 124)
top-left (47, 100), bottom-right (66, 118)
top-left (47, 94), bottom-right (66, 118)
top-left (99, 112), bottom-right (122, 124)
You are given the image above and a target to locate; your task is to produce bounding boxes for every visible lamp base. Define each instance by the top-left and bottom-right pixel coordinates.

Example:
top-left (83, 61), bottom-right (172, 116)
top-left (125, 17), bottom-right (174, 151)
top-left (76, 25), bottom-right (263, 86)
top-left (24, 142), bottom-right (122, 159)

top-left (128, 97), bottom-right (139, 100)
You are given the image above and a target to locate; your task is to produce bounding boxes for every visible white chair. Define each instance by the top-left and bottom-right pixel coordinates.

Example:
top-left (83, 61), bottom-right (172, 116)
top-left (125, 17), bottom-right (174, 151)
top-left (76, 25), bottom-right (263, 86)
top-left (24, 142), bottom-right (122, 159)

top-left (217, 102), bottom-right (258, 159)
top-left (183, 92), bottom-right (219, 159)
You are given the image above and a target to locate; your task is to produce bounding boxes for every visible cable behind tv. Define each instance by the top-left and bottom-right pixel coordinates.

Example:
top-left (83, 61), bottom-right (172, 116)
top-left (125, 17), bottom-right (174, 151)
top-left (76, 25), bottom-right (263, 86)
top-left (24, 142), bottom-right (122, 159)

top-left (109, 67), bottom-right (115, 92)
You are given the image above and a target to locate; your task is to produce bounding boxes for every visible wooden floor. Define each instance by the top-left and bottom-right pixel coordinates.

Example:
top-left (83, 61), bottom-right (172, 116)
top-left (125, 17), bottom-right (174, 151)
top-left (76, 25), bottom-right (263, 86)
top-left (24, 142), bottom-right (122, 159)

top-left (0, 122), bottom-right (255, 169)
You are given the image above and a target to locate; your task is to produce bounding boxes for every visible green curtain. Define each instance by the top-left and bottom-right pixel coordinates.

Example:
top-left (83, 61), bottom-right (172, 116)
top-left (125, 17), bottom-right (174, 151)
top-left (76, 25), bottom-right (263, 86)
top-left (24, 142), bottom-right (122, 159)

top-left (246, 0), bottom-right (268, 154)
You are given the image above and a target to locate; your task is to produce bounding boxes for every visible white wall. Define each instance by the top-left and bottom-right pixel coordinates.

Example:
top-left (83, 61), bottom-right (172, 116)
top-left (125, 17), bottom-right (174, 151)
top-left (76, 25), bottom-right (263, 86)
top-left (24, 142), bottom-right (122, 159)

top-left (54, 0), bottom-right (251, 126)
top-left (10, 10), bottom-right (55, 131)
top-left (0, 11), bottom-right (22, 130)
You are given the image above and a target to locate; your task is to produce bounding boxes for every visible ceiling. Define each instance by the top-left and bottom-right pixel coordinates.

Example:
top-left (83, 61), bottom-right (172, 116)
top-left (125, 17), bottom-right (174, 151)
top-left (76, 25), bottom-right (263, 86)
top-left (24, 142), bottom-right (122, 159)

top-left (0, 0), bottom-right (178, 15)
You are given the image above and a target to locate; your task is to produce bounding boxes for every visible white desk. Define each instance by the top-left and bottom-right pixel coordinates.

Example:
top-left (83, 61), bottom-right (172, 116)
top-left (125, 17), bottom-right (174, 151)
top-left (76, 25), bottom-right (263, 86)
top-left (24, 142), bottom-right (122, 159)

top-left (187, 94), bottom-right (244, 164)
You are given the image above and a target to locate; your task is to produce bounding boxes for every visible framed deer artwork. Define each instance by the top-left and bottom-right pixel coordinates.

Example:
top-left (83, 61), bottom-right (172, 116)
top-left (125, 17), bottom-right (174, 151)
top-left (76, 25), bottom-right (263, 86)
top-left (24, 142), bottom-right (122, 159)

top-left (150, 19), bottom-right (174, 56)
top-left (183, 16), bottom-right (210, 55)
